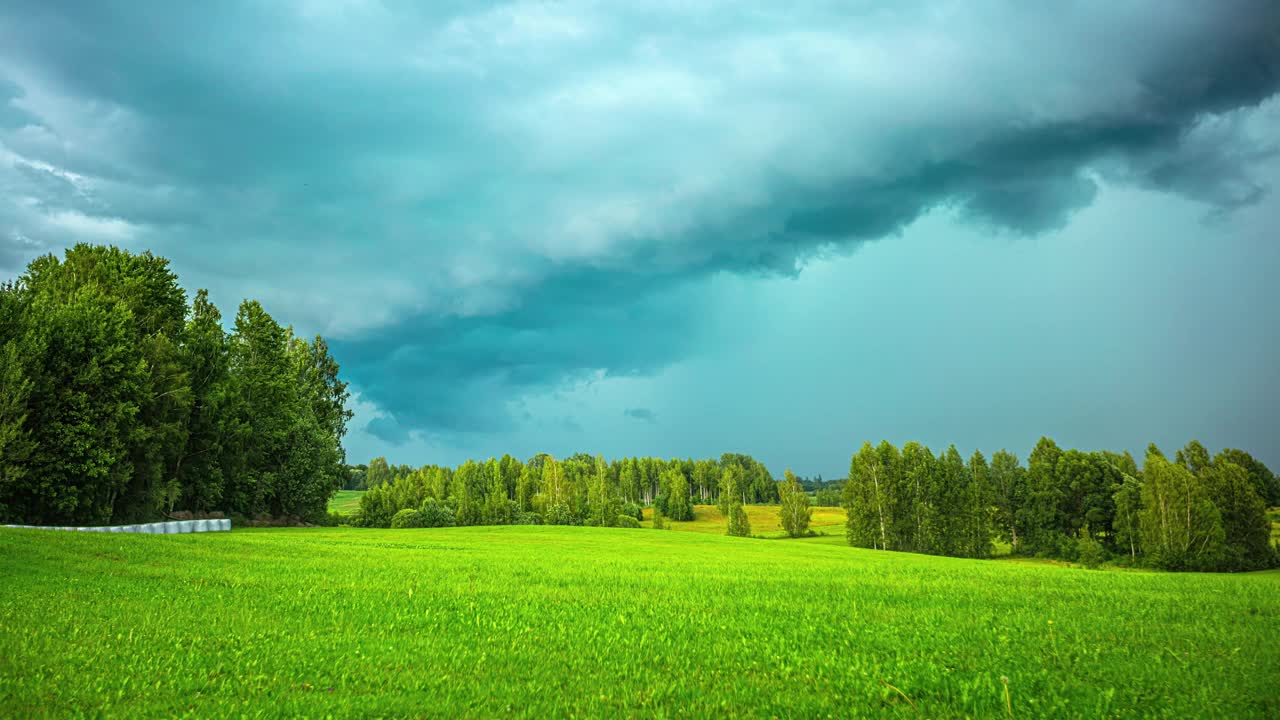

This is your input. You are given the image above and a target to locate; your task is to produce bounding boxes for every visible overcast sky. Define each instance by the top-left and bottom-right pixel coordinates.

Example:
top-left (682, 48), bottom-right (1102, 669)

top-left (2, 1), bottom-right (1278, 475)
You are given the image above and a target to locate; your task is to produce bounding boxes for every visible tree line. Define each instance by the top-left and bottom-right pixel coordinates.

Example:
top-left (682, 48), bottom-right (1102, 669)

top-left (0, 245), bottom-right (351, 526)
top-left (843, 438), bottom-right (1277, 572)
top-left (348, 452), bottom-right (777, 529)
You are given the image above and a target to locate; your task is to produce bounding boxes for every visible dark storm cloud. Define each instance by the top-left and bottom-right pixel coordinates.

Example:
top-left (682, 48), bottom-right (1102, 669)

top-left (332, 267), bottom-right (706, 440)
top-left (1, 0), bottom-right (1278, 442)
top-left (624, 408), bottom-right (657, 423)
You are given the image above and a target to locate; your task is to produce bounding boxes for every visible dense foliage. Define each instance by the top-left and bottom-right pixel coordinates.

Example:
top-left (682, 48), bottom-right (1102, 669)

top-left (348, 452), bottom-right (775, 532)
top-left (0, 245), bottom-right (350, 525)
top-left (843, 437), bottom-right (1277, 572)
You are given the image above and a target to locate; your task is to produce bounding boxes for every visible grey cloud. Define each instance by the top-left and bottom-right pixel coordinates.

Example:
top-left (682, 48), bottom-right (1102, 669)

top-left (624, 408), bottom-right (657, 423)
top-left (1, 0), bottom-right (1277, 440)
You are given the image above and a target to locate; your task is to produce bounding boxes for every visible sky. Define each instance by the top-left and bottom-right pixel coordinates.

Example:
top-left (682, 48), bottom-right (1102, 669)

top-left (1, 1), bottom-right (1278, 476)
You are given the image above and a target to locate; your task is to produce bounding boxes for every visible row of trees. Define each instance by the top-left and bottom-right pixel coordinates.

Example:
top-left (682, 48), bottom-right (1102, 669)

top-left (843, 438), bottom-right (1277, 571)
top-left (350, 452), bottom-right (777, 529)
top-left (0, 245), bottom-right (351, 525)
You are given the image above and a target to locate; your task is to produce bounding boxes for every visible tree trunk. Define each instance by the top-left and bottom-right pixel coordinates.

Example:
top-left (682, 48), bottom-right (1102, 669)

top-left (871, 466), bottom-right (887, 551)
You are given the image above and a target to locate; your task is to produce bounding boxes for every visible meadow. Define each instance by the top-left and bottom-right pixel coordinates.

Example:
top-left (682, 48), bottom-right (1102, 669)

top-left (328, 493), bottom-right (850, 539)
top-left (3, 526), bottom-right (1278, 718)
top-left (328, 490), bottom-right (366, 516)
top-left (643, 503), bottom-right (847, 538)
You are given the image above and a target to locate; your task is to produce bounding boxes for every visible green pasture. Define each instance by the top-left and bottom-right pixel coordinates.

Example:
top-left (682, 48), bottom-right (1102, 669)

top-left (328, 490), bottom-right (365, 515)
top-left (2, 526), bottom-right (1276, 718)
top-left (644, 503), bottom-right (847, 538)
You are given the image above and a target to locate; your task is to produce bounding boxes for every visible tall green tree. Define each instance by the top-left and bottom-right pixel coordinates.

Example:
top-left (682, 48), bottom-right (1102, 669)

top-left (293, 335), bottom-right (352, 465)
top-left (451, 460), bottom-right (481, 526)
top-left (538, 456), bottom-right (572, 521)
top-left (19, 246), bottom-right (193, 522)
top-left (515, 462), bottom-right (537, 512)
top-left (620, 458), bottom-right (640, 505)
top-left (6, 284), bottom-right (145, 524)
top-left (929, 446), bottom-right (970, 556)
top-left (482, 474), bottom-right (513, 525)
top-left (1213, 449), bottom-right (1278, 507)
top-left (588, 455), bottom-right (621, 527)
top-left (365, 457), bottom-right (393, 489)
top-left (844, 442), bottom-right (890, 550)
top-left (967, 450), bottom-right (993, 558)
top-left (719, 465), bottom-right (750, 537)
top-left (1056, 451), bottom-right (1121, 544)
top-left (1139, 452), bottom-right (1224, 571)
top-left (662, 465), bottom-right (694, 521)
top-left (1112, 475), bottom-right (1143, 561)
top-left (498, 454), bottom-right (523, 498)
top-left (693, 458), bottom-right (718, 503)
top-left (1202, 461), bottom-right (1273, 571)
top-left (222, 300), bottom-right (296, 516)
top-left (892, 442), bottom-right (933, 553)
top-left (174, 290), bottom-right (228, 512)
top-left (717, 464), bottom-right (744, 518)
top-left (0, 284), bottom-right (33, 522)
top-left (777, 469), bottom-right (812, 538)
top-left (1175, 440), bottom-right (1212, 476)
top-left (874, 441), bottom-right (903, 535)
top-left (1021, 437), bottom-right (1065, 555)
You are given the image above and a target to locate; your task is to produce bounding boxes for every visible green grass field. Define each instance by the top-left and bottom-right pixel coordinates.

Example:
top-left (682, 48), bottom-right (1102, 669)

top-left (328, 490), bottom-right (365, 515)
top-left (326, 496), bottom-right (849, 539)
top-left (3, 527), bottom-right (1278, 718)
top-left (644, 503), bottom-right (847, 538)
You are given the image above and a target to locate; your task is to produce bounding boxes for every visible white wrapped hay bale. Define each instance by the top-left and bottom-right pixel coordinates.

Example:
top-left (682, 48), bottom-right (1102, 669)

top-left (5, 518), bottom-right (231, 533)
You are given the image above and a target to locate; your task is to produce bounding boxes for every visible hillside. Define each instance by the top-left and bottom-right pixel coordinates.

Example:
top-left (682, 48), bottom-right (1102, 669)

top-left (2, 526), bottom-right (1277, 718)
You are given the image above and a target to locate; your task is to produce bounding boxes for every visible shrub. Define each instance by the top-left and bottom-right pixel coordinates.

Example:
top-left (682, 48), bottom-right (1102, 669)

top-left (390, 509), bottom-right (424, 529)
top-left (652, 507), bottom-right (666, 530)
top-left (513, 512), bottom-right (544, 525)
top-left (1076, 528), bottom-right (1106, 569)
top-left (418, 498), bottom-right (456, 528)
top-left (543, 503), bottom-right (576, 526)
top-left (653, 492), bottom-right (669, 517)
top-left (621, 502), bottom-right (643, 522)
top-left (615, 515), bottom-right (641, 529)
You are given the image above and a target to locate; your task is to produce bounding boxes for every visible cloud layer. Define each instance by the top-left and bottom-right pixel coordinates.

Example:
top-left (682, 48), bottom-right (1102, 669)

top-left (2, 1), bottom-right (1278, 448)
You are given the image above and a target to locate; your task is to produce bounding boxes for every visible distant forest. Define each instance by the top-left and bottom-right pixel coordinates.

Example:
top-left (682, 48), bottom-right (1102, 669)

top-left (843, 439), bottom-right (1277, 572)
top-left (346, 452), bottom-right (775, 531)
top-left (349, 438), bottom-right (1277, 572)
top-left (0, 245), bottom-right (351, 526)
